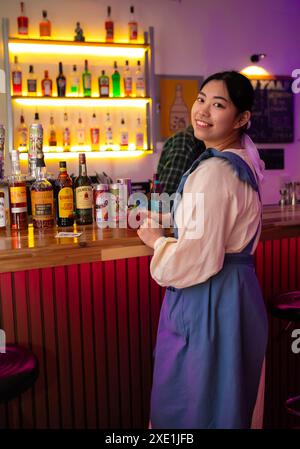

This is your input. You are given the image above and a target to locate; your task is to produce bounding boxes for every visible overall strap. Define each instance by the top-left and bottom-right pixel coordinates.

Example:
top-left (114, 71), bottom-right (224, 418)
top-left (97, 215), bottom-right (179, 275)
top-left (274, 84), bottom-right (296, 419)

top-left (172, 148), bottom-right (261, 240)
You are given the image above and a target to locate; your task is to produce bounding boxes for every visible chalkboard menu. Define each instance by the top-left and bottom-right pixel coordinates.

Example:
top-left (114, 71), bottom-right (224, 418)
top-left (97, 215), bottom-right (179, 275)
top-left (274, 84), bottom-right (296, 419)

top-left (248, 77), bottom-right (294, 143)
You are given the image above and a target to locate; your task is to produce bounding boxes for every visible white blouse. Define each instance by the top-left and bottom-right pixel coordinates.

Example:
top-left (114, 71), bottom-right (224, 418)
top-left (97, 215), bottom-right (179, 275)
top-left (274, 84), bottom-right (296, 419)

top-left (150, 149), bottom-right (261, 289)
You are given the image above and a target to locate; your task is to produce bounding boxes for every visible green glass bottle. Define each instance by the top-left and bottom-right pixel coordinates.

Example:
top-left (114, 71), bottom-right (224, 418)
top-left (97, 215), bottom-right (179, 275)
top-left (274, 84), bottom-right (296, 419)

top-left (82, 59), bottom-right (91, 97)
top-left (112, 61), bottom-right (120, 97)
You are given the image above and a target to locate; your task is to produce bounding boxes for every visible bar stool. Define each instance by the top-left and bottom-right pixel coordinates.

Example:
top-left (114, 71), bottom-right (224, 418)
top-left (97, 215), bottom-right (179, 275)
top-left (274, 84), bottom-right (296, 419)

top-left (0, 344), bottom-right (39, 404)
top-left (270, 291), bottom-right (300, 420)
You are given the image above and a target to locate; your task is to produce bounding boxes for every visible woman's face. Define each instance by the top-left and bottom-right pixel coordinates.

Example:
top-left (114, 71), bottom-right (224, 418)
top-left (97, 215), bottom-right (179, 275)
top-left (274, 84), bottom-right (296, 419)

top-left (191, 80), bottom-right (242, 144)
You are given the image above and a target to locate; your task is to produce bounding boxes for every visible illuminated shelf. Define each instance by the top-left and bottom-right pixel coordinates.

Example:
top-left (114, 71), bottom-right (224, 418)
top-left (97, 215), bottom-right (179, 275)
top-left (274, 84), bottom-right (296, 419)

top-left (12, 96), bottom-right (150, 107)
top-left (9, 38), bottom-right (148, 58)
top-left (19, 149), bottom-right (153, 160)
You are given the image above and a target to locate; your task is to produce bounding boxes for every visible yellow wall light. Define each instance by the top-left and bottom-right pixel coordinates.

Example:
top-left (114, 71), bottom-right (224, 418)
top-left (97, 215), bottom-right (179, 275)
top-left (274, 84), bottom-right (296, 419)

top-left (240, 65), bottom-right (270, 77)
top-left (9, 41), bottom-right (146, 59)
top-left (19, 150), bottom-right (152, 160)
top-left (13, 97), bottom-right (149, 108)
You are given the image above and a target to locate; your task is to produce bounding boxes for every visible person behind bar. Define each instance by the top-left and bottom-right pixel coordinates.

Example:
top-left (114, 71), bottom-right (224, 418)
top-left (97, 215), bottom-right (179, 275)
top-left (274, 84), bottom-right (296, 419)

top-left (157, 125), bottom-right (206, 195)
top-left (137, 71), bottom-right (268, 429)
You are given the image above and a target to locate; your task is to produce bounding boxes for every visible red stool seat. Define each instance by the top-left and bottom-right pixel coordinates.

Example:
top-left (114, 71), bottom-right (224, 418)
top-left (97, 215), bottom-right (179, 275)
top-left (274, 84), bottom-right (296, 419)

top-left (0, 344), bottom-right (39, 403)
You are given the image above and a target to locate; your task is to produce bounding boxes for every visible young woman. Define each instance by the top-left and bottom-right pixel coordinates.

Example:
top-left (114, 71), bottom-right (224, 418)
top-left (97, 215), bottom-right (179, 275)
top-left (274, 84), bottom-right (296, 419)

top-left (137, 71), bottom-right (268, 429)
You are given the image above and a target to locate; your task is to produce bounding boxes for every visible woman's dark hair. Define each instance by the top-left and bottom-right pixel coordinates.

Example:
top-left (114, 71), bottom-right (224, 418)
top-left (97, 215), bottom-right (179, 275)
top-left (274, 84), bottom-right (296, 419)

top-left (200, 71), bottom-right (254, 113)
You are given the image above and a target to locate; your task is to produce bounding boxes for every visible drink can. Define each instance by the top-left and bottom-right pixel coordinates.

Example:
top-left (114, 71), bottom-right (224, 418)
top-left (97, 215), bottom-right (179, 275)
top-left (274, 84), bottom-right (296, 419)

top-left (109, 183), bottom-right (121, 224)
top-left (94, 184), bottom-right (109, 227)
top-left (28, 124), bottom-right (43, 177)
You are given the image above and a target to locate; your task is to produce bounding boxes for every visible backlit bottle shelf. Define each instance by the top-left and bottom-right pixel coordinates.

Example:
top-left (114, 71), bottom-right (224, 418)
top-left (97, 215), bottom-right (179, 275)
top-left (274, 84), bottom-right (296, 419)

top-left (18, 148), bottom-right (153, 160)
top-left (12, 96), bottom-right (150, 107)
top-left (9, 38), bottom-right (148, 58)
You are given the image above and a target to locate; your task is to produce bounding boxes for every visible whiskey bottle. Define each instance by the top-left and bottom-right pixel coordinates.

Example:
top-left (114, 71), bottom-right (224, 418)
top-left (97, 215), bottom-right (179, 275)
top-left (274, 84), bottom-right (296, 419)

top-left (98, 70), bottom-right (109, 97)
top-left (120, 117), bottom-right (128, 149)
top-left (27, 65), bottom-right (37, 96)
top-left (56, 62), bottom-right (66, 97)
top-left (9, 149), bottom-right (28, 230)
top-left (55, 161), bottom-right (74, 227)
top-left (82, 59), bottom-right (92, 97)
top-left (12, 56), bottom-right (22, 95)
top-left (135, 116), bottom-right (144, 149)
top-left (74, 153), bottom-right (93, 225)
top-left (105, 6), bottom-right (114, 42)
top-left (62, 112), bottom-right (71, 150)
top-left (18, 1), bottom-right (28, 35)
top-left (123, 60), bottom-right (132, 97)
top-left (135, 60), bottom-right (145, 97)
top-left (39, 10), bottom-right (51, 37)
top-left (30, 154), bottom-right (54, 229)
top-left (17, 113), bottom-right (28, 148)
top-left (128, 6), bottom-right (138, 41)
top-left (41, 70), bottom-right (52, 96)
top-left (112, 61), bottom-right (121, 97)
top-left (90, 113), bottom-right (100, 148)
top-left (48, 114), bottom-right (57, 146)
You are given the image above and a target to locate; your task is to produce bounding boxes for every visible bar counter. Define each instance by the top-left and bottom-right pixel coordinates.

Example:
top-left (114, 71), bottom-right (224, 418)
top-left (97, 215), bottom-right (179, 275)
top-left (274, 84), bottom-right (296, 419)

top-left (1, 204), bottom-right (300, 429)
top-left (1, 204), bottom-right (300, 273)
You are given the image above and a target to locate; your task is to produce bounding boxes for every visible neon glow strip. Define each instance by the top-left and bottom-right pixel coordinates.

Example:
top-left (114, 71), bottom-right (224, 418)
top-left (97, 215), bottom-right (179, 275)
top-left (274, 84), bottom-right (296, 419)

top-left (13, 97), bottom-right (149, 107)
top-left (19, 150), bottom-right (152, 160)
top-left (9, 42), bottom-right (146, 58)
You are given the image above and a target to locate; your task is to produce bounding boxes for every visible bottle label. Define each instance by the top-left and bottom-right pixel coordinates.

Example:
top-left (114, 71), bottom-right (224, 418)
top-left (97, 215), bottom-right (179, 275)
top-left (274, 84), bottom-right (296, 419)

top-left (91, 128), bottom-right (100, 145)
top-left (13, 71), bottom-right (22, 86)
top-left (136, 132), bottom-right (144, 148)
top-left (18, 128), bottom-right (28, 146)
top-left (105, 128), bottom-right (113, 145)
top-left (120, 131), bottom-right (128, 146)
top-left (58, 187), bottom-right (73, 218)
top-left (0, 197), bottom-right (6, 227)
top-left (105, 22), bottom-right (114, 40)
top-left (11, 206), bottom-right (27, 213)
top-left (129, 22), bottom-right (138, 40)
top-left (71, 76), bottom-right (80, 94)
top-left (10, 186), bottom-right (27, 204)
top-left (63, 127), bottom-right (71, 146)
top-left (49, 130), bottom-right (57, 146)
top-left (124, 77), bottom-right (132, 94)
top-left (76, 186), bottom-right (93, 209)
top-left (31, 190), bottom-right (54, 220)
top-left (77, 128), bottom-right (85, 145)
top-left (43, 80), bottom-right (52, 96)
top-left (27, 79), bottom-right (37, 93)
top-left (58, 78), bottom-right (66, 89)
top-left (136, 76), bottom-right (145, 95)
top-left (83, 74), bottom-right (91, 90)
top-left (100, 85), bottom-right (109, 96)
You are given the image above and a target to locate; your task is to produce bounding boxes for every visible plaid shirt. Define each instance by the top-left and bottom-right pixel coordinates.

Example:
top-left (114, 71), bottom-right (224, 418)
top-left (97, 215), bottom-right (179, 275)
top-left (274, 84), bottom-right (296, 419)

top-left (157, 125), bottom-right (206, 195)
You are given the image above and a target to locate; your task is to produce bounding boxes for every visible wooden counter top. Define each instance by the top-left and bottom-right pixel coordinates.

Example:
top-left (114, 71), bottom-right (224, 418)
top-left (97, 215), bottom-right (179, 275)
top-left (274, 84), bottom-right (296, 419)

top-left (1, 204), bottom-right (300, 273)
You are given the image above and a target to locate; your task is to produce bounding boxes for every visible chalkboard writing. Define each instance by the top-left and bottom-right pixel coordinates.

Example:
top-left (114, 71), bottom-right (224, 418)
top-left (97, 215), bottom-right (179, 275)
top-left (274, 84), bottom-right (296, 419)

top-left (248, 78), bottom-right (294, 143)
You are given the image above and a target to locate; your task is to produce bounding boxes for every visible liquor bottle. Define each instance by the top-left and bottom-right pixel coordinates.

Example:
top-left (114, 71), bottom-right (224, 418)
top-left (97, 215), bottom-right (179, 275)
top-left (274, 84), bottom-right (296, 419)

top-left (0, 125), bottom-right (5, 180)
top-left (90, 113), bottom-right (100, 148)
top-left (74, 153), bottom-right (93, 225)
top-left (56, 62), bottom-right (66, 97)
top-left (104, 112), bottom-right (113, 147)
top-left (9, 149), bottom-right (28, 230)
top-left (41, 70), bottom-right (52, 96)
top-left (0, 191), bottom-right (6, 230)
top-left (169, 84), bottom-right (189, 132)
top-left (33, 112), bottom-right (40, 123)
top-left (105, 6), bottom-right (114, 42)
top-left (55, 161), bottom-right (74, 227)
top-left (12, 56), bottom-right (22, 95)
top-left (30, 154), bottom-right (54, 229)
top-left (123, 60), bottom-right (132, 96)
top-left (48, 114), bottom-right (57, 146)
top-left (135, 116), bottom-right (144, 149)
top-left (39, 10), bottom-right (51, 37)
top-left (135, 60), bottom-right (145, 97)
top-left (112, 61), bottom-right (121, 97)
top-left (76, 115), bottom-right (85, 145)
top-left (128, 6), bottom-right (138, 41)
top-left (17, 113), bottom-right (28, 148)
top-left (70, 64), bottom-right (80, 96)
top-left (62, 112), bottom-right (71, 150)
top-left (82, 59), bottom-right (91, 97)
top-left (18, 2), bottom-right (28, 35)
top-left (120, 118), bottom-right (128, 149)
top-left (98, 70), bottom-right (109, 97)
top-left (27, 65), bottom-right (37, 96)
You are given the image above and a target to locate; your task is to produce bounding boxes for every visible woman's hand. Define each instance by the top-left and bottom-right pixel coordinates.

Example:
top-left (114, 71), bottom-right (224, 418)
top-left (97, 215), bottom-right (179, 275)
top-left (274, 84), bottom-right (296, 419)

top-left (137, 218), bottom-right (165, 249)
